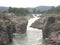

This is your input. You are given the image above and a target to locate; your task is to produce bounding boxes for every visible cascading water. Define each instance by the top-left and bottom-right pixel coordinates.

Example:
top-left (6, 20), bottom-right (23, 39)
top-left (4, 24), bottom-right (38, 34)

top-left (10, 14), bottom-right (43, 45)
top-left (27, 15), bottom-right (40, 30)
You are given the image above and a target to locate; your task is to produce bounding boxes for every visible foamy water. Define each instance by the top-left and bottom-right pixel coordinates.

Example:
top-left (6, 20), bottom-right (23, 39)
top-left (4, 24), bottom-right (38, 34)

top-left (27, 14), bottom-right (40, 27)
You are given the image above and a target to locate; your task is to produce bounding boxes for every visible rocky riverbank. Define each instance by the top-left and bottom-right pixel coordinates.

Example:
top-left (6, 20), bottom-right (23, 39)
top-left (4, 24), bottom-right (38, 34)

top-left (0, 13), bottom-right (32, 45)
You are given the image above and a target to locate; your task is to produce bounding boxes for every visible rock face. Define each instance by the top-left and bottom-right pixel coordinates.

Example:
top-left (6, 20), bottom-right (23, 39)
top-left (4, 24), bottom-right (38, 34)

top-left (15, 18), bottom-right (28, 33)
top-left (46, 31), bottom-right (60, 45)
top-left (0, 19), bottom-right (14, 45)
top-left (43, 16), bottom-right (56, 39)
top-left (11, 16), bottom-right (28, 33)
top-left (42, 15), bottom-right (60, 45)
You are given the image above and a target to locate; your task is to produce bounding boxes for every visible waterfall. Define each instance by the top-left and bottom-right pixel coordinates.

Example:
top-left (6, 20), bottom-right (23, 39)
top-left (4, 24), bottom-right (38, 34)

top-left (27, 14), bottom-right (41, 30)
top-left (27, 14), bottom-right (43, 45)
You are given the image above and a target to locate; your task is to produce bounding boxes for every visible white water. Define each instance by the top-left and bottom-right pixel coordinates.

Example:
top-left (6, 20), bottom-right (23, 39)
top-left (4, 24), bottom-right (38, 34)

top-left (27, 15), bottom-right (42, 45)
top-left (27, 17), bottom-right (40, 27)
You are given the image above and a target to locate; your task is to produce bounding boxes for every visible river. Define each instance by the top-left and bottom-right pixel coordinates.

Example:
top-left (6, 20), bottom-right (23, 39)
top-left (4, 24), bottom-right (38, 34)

top-left (9, 15), bottom-right (43, 45)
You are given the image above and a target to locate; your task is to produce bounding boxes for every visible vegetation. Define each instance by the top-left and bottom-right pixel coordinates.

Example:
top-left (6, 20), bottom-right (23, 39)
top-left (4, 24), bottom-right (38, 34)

top-left (42, 5), bottom-right (60, 14)
top-left (32, 8), bottom-right (41, 14)
top-left (8, 7), bottom-right (29, 15)
top-left (1, 5), bottom-right (60, 14)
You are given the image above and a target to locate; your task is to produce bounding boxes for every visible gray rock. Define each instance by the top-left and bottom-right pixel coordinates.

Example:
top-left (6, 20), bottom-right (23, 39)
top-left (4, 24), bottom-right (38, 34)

top-left (31, 17), bottom-right (46, 29)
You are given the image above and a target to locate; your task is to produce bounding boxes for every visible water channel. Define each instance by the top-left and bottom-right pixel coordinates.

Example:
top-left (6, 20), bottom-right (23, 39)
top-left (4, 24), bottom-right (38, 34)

top-left (10, 15), bottom-right (43, 45)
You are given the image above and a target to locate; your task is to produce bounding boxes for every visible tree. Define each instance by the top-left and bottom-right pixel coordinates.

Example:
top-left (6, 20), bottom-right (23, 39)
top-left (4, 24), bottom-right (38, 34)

top-left (8, 7), bottom-right (30, 15)
top-left (55, 6), bottom-right (60, 14)
top-left (36, 10), bottom-right (40, 14)
top-left (8, 7), bottom-right (12, 13)
top-left (33, 8), bottom-right (36, 14)
top-left (44, 6), bottom-right (60, 14)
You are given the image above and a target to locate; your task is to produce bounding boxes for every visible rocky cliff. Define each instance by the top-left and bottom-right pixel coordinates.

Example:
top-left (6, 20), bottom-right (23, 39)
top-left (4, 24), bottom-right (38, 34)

top-left (42, 15), bottom-right (60, 45)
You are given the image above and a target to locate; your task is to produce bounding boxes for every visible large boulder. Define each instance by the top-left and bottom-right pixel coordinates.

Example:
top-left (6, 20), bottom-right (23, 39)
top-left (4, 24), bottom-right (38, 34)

top-left (11, 16), bottom-right (28, 33)
top-left (15, 20), bottom-right (28, 33)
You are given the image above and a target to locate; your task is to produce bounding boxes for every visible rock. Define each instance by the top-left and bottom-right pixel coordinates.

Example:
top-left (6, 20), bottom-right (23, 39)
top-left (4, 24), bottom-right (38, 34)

top-left (43, 16), bottom-right (60, 39)
top-left (0, 13), bottom-right (32, 45)
top-left (19, 22), bottom-right (28, 34)
top-left (43, 16), bottom-right (56, 39)
top-left (1, 13), bottom-right (32, 33)
top-left (15, 20), bottom-right (28, 34)
top-left (12, 16), bottom-right (28, 33)
top-left (31, 17), bottom-right (46, 29)
top-left (0, 19), bottom-right (14, 45)
top-left (46, 31), bottom-right (60, 45)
